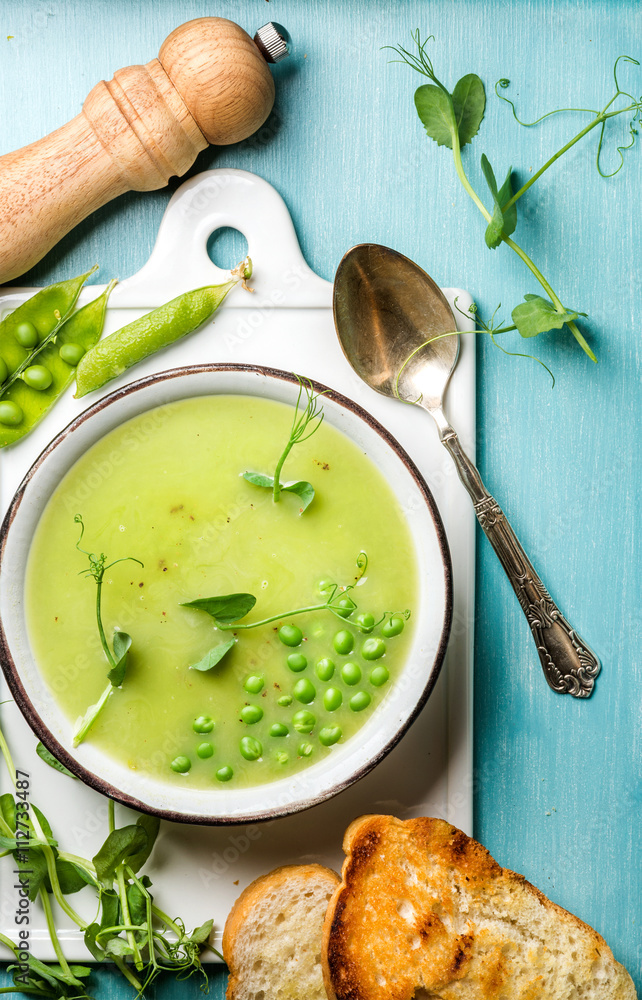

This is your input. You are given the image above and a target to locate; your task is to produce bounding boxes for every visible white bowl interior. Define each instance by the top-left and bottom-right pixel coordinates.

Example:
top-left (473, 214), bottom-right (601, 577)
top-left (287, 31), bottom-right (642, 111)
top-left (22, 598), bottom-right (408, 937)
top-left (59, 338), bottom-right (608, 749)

top-left (0, 366), bottom-right (450, 822)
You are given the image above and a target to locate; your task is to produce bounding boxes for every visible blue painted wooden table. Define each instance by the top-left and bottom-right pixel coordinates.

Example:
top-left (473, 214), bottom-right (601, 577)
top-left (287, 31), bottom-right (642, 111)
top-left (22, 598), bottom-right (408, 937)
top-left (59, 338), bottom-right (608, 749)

top-left (1, 0), bottom-right (640, 995)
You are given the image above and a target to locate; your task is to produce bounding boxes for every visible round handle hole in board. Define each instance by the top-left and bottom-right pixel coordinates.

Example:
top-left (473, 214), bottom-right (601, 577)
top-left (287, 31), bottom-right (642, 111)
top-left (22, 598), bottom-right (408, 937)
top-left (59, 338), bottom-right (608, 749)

top-left (207, 227), bottom-right (249, 272)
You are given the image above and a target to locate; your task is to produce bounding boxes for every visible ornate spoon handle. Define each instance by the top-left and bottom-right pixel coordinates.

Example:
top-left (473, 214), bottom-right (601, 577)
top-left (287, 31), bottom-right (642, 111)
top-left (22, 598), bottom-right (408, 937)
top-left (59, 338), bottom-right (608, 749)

top-left (438, 423), bottom-right (601, 697)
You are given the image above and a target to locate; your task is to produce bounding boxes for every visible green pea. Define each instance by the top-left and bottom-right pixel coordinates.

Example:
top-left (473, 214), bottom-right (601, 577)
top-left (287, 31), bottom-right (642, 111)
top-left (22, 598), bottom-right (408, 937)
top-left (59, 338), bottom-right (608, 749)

top-left (240, 736), bottom-right (262, 761)
top-left (0, 358), bottom-right (8, 383)
top-left (0, 401), bottom-right (23, 426)
top-left (22, 365), bottom-right (53, 391)
top-left (277, 694), bottom-right (293, 707)
top-left (323, 687), bottom-right (343, 712)
top-left (278, 624), bottom-right (303, 647)
top-left (276, 751), bottom-right (289, 764)
top-left (362, 637), bottom-right (386, 661)
top-left (319, 726), bottom-right (342, 747)
top-left (196, 742), bottom-right (214, 759)
top-left (270, 722), bottom-right (289, 738)
top-left (335, 598), bottom-right (353, 619)
top-left (369, 665), bottom-right (390, 687)
top-left (298, 742), bottom-right (314, 757)
top-left (382, 616), bottom-right (405, 637)
top-left (315, 657), bottom-right (335, 681)
top-left (293, 678), bottom-right (316, 704)
top-left (333, 630), bottom-right (354, 655)
top-left (355, 612), bottom-right (375, 633)
top-left (241, 704), bottom-right (263, 725)
top-left (59, 342), bottom-right (85, 366)
top-left (193, 715), bottom-right (214, 734)
top-left (292, 710), bottom-right (316, 733)
top-left (170, 755), bottom-right (191, 773)
top-left (244, 674), bottom-right (264, 694)
top-left (14, 321), bottom-right (38, 348)
top-left (341, 661), bottom-right (362, 686)
top-left (350, 691), bottom-right (371, 712)
top-left (317, 578), bottom-right (335, 596)
top-left (287, 653), bottom-right (307, 672)
top-left (216, 765), bottom-right (234, 782)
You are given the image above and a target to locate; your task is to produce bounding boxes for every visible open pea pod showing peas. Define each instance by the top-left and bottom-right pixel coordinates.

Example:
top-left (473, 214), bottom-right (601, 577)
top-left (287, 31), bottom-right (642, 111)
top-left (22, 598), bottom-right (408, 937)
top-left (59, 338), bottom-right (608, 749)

top-left (0, 270), bottom-right (115, 448)
top-left (0, 266), bottom-right (96, 366)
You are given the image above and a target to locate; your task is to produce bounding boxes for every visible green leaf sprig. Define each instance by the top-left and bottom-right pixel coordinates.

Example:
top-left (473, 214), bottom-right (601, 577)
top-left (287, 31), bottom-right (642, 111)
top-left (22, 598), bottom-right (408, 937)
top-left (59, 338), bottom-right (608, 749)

top-left (0, 726), bottom-right (216, 998)
top-left (387, 34), bottom-right (642, 366)
top-left (394, 297), bottom-right (557, 392)
top-left (189, 636), bottom-right (237, 672)
top-left (36, 741), bottom-right (76, 779)
top-left (72, 515), bottom-right (142, 747)
top-left (243, 376), bottom-right (325, 513)
top-left (182, 553), bottom-right (411, 671)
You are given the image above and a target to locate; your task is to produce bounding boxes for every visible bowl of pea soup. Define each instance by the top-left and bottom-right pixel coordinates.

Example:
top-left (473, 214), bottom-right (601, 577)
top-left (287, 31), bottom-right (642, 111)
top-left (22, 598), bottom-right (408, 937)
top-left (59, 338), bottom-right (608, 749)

top-left (0, 364), bottom-right (452, 823)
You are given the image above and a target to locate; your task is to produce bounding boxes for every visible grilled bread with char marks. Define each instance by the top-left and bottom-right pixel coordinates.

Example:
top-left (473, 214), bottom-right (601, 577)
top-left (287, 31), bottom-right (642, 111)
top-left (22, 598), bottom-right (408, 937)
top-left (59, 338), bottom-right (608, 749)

top-left (322, 815), bottom-right (636, 1000)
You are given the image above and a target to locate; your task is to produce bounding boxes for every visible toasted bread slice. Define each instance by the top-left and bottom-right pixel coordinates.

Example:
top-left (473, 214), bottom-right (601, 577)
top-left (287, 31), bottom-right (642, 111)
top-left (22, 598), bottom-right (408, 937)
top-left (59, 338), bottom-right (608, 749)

top-left (224, 863), bottom-right (340, 1000)
top-left (323, 815), bottom-right (636, 1000)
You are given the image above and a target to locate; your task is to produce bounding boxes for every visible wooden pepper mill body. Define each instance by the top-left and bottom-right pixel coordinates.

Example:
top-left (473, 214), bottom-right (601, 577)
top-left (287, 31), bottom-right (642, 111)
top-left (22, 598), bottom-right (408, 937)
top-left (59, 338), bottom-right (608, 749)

top-left (0, 18), bottom-right (276, 285)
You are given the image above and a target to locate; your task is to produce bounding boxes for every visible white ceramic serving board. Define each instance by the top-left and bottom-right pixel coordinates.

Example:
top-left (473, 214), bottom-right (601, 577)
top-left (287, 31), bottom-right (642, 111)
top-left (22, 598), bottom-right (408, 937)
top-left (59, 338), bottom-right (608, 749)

top-left (0, 169), bottom-right (475, 959)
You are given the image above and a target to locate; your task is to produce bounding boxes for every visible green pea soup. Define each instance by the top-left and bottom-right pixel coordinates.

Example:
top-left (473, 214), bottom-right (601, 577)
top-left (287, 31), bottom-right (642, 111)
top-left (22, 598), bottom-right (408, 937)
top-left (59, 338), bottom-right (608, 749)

top-left (25, 395), bottom-right (418, 789)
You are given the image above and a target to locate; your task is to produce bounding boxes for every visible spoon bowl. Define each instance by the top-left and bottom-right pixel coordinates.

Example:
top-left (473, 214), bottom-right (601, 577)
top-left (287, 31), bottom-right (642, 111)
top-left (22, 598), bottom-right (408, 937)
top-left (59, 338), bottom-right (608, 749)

top-left (333, 244), bottom-right (459, 410)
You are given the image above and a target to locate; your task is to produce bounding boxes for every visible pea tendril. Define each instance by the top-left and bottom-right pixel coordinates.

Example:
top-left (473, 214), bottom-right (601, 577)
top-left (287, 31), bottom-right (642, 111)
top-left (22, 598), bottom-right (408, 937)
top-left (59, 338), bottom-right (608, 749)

top-left (273, 377), bottom-right (325, 502)
top-left (387, 33), bottom-right (642, 370)
top-left (183, 552), bottom-right (411, 671)
top-left (0, 724), bottom-right (216, 997)
top-left (243, 375), bottom-right (327, 513)
top-left (72, 515), bottom-right (142, 747)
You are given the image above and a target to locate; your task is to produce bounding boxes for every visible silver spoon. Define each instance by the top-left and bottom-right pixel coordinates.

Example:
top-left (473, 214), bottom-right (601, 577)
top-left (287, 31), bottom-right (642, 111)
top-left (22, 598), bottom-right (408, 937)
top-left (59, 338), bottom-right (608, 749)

top-left (333, 243), bottom-right (600, 698)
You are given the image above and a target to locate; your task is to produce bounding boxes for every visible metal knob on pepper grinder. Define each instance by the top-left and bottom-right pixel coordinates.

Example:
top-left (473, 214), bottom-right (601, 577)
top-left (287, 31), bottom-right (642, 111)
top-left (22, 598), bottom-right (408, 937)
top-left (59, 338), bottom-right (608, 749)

top-left (254, 22), bottom-right (291, 63)
top-left (0, 18), bottom-right (291, 285)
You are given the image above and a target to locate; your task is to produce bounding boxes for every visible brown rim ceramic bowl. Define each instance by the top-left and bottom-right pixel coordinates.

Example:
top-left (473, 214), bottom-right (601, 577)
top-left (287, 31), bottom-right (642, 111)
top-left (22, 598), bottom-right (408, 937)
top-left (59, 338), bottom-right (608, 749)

top-left (0, 364), bottom-right (452, 824)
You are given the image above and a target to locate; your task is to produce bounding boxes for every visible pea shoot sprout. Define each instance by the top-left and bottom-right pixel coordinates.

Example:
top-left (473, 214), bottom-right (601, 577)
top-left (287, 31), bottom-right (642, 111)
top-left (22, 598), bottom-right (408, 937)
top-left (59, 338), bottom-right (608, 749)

top-left (0, 726), bottom-right (216, 997)
top-left (386, 34), bottom-right (642, 370)
top-left (243, 375), bottom-right (327, 512)
top-left (72, 515), bottom-right (142, 746)
top-left (182, 552), bottom-right (411, 672)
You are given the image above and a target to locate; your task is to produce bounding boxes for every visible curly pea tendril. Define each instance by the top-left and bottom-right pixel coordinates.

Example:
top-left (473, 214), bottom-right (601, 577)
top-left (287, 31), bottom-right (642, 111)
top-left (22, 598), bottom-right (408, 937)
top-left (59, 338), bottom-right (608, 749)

top-left (386, 33), bottom-right (642, 377)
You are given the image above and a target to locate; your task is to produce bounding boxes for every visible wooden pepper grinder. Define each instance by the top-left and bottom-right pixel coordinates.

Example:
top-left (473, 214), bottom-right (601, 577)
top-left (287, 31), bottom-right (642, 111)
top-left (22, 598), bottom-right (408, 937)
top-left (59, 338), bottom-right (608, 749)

top-left (0, 18), bottom-right (290, 285)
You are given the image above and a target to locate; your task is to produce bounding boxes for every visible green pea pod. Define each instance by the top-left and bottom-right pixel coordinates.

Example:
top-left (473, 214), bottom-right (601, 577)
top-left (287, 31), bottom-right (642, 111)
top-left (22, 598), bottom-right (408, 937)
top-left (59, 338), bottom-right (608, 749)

top-left (0, 278), bottom-right (116, 448)
top-left (0, 266), bottom-right (98, 379)
top-left (75, 279), bottom-right (239, 398)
